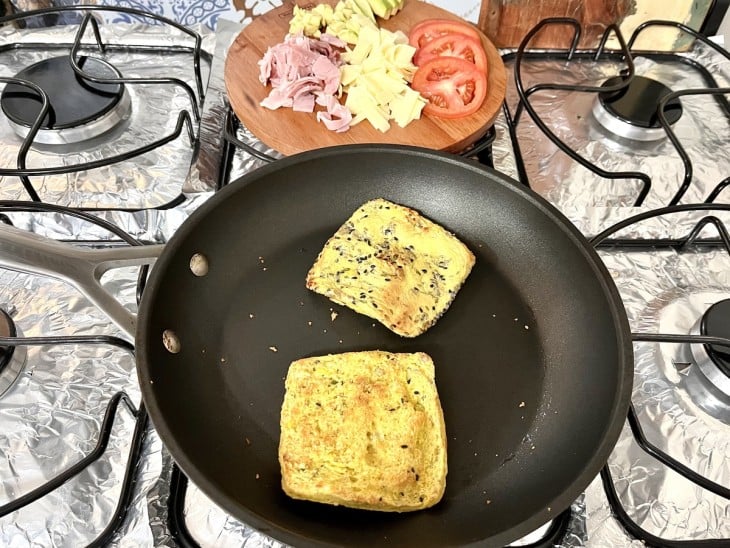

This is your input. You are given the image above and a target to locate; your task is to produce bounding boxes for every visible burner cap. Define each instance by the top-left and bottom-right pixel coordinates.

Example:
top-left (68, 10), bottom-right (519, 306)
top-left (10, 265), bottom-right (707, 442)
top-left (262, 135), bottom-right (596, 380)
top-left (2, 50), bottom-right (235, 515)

top-left (0, 307), bottom-right (25, 397)
top-left (592, 75), bottom-right (683, 141)
top-left (0, 55), bottom-right (131, 144)
top-left (0, 308), bottom-right (17, 374)
top-left (700, 299), bottom-right (730, 378)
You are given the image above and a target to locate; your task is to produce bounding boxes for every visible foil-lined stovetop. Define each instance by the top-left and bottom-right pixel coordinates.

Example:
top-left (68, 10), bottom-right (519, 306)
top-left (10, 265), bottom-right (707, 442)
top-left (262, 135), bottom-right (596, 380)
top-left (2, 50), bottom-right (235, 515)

top-left (0, 12), bottom-right (729, 548)
top-left (590, 240), bottom-right (730, 543)
top-left (499, 40), bottom-right (730, 214)
top-left (0, 24), bottom-right (213, 209)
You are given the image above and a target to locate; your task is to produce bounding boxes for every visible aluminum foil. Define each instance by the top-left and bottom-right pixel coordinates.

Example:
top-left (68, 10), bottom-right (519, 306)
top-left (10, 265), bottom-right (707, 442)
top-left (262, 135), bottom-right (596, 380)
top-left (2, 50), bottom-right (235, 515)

top-left (191, 16), bottom-right (237, 191)
top-left (1, 8), bottom-right (729, 548)
top-left (209, 17), bottom-right (284, 183)
top-left (0, 16), bottom-right (213, 548)
top-left (490, 111), bottom-right (520, 182)
top-left (0, 191), bottom-right (211, 244)
top-left (499, 40), bottom-right (730, 217)
top-left (590, 243), bottom-right (730, 544)
top-left (0, 22), bottom-right (214, 209)
top-left (0, 264), bottom-right (162, 547)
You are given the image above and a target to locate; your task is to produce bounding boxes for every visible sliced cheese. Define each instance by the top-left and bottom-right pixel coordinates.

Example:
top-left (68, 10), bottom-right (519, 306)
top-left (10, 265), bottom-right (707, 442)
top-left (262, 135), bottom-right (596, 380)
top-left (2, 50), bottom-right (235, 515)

top-left (341, 27), bottom-right (424, 132)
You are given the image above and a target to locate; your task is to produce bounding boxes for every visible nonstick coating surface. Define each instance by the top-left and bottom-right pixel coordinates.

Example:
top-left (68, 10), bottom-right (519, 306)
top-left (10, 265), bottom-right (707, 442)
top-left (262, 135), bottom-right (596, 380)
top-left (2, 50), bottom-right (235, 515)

top-left (137, 145), bottom-right (632, 547)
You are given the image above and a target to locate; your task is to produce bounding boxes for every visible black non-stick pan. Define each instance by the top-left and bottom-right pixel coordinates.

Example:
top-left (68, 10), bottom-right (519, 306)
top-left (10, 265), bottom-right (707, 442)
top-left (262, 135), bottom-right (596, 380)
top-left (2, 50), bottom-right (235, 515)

top-left (0, 145), bottom-right (632, 547)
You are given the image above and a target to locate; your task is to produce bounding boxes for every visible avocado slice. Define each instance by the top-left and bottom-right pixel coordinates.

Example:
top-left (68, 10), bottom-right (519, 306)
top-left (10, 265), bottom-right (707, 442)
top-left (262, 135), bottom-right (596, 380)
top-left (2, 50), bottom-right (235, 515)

top-left (351, 0), bottom-right (376, 23)
top-left (386, 0), bottom-right (405, 18)
top-left (367, 0), bottom-right (392, 18)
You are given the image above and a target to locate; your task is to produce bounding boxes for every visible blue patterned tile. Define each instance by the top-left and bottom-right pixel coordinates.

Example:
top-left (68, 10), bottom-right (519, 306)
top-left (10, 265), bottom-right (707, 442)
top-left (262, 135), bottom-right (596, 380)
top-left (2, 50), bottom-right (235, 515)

top-left (89, 0), bottom-right (166, 26)
top-left (11, 0), bottom-right (244, 29)
top-left (171, 0), bottom-right (236, 29)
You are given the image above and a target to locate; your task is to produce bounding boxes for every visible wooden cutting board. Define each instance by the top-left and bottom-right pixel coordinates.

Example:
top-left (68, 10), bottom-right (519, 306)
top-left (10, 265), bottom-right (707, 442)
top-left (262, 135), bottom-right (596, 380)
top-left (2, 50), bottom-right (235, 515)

top-left (224, 0), bottom-right (506, 156)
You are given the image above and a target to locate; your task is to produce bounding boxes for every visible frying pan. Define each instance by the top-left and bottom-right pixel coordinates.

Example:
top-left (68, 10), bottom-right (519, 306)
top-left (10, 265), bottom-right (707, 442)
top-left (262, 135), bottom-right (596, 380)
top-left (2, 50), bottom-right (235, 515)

top-left (0, 145), bottom-right (632, 547)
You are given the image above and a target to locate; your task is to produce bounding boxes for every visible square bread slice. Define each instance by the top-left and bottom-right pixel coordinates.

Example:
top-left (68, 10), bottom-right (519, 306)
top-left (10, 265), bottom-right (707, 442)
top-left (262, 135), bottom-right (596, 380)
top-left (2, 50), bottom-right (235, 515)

top-left (279, 351), bottom-right (447, 512)
top-left (306, 198), bottom-right (475, 337)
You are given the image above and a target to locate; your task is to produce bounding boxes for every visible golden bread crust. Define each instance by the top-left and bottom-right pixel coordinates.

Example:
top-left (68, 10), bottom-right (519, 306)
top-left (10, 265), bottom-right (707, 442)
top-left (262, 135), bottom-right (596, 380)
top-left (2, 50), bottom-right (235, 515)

top-left (279, 351), bottom-right (447, 511)
top-left (306, 198), bottom-right (475, 337)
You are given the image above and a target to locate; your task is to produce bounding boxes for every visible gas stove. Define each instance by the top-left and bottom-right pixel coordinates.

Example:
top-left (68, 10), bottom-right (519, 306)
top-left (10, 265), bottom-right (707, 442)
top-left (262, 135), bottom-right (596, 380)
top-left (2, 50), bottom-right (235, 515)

top-left (0, 5), bottom-right (729, 548)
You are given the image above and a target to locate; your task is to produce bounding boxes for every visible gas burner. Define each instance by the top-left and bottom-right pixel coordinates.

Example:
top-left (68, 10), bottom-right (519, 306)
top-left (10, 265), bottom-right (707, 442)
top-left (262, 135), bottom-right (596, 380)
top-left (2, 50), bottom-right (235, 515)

top-left (0, 307), bottom-right (26, 397)
top-left (0, 55), bottom-right (132, 145)
top-left (688, 299), bottom-right (730, 400)
top-left (591, 75), bottom-right (683, 142)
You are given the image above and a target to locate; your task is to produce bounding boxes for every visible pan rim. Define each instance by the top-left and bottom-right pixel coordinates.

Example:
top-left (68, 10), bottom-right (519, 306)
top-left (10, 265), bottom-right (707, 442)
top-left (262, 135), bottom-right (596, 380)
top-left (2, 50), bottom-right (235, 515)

top-left (136, 144), bottom-right (633, 547)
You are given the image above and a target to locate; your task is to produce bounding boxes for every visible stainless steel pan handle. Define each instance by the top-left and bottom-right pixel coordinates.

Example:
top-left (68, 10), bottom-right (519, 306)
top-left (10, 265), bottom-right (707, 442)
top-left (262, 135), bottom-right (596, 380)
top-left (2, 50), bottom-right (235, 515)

top-left (0, 224), bottom-right (163, 338)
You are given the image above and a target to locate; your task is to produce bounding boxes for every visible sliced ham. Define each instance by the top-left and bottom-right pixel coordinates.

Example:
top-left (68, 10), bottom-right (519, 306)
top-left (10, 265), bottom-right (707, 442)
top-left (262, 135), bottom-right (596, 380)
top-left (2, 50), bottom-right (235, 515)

top-left (318, 33), bottom-right (346, 48)
top-left (292, 93), bottom-right (316, 113)
top-left (311, 56), bottom-right (340, 95)
top-left (257, 33), bottom-right (351, 132)
top-left (315, 93), bottom-right (352, 133)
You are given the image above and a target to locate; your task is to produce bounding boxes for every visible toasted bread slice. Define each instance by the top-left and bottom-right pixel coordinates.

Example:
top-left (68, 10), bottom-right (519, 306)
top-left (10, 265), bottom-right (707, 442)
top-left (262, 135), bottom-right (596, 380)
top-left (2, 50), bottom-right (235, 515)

top-left (279, 351), bottom-right (447, 511)
top-left (306, 198), bottom-right (475, 337)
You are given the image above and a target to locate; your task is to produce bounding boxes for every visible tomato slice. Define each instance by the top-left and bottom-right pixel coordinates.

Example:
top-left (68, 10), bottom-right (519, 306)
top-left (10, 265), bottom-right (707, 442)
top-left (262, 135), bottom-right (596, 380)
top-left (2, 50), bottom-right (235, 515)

top-left (411, 57), bottom-right (488, 119)
top-left (408, 18), bottom-right (482, 49)
top-left (413, 33), bottom-right (488, 73)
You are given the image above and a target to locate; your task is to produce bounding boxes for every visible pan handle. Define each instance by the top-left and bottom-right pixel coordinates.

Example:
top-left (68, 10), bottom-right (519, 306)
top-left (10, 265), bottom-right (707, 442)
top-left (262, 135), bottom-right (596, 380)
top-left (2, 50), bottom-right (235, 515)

top-left (0, 224), bottom-right (163, 339)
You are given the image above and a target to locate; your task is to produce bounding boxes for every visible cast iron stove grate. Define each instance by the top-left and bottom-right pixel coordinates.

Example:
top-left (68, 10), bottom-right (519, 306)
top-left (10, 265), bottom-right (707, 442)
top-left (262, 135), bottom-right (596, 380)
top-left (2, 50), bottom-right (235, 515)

top-left (0, 6), bottom-right (207, 209)
top-left (593, 204), bottom-right (730, 547)
top-left (506, 18), bottom-right (730, 207)
top-left (0, 200), bottom-right (153, 546)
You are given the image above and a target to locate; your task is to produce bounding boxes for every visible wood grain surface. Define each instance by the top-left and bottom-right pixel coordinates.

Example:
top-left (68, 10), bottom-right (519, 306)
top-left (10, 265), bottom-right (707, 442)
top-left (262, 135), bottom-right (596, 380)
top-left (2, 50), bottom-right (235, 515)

top-left (476, 0), bottom-right (710, 51)
top-left (224, 0), bottom-right (506, 156)
top-left (479, 0), bottom-right (631, 49)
